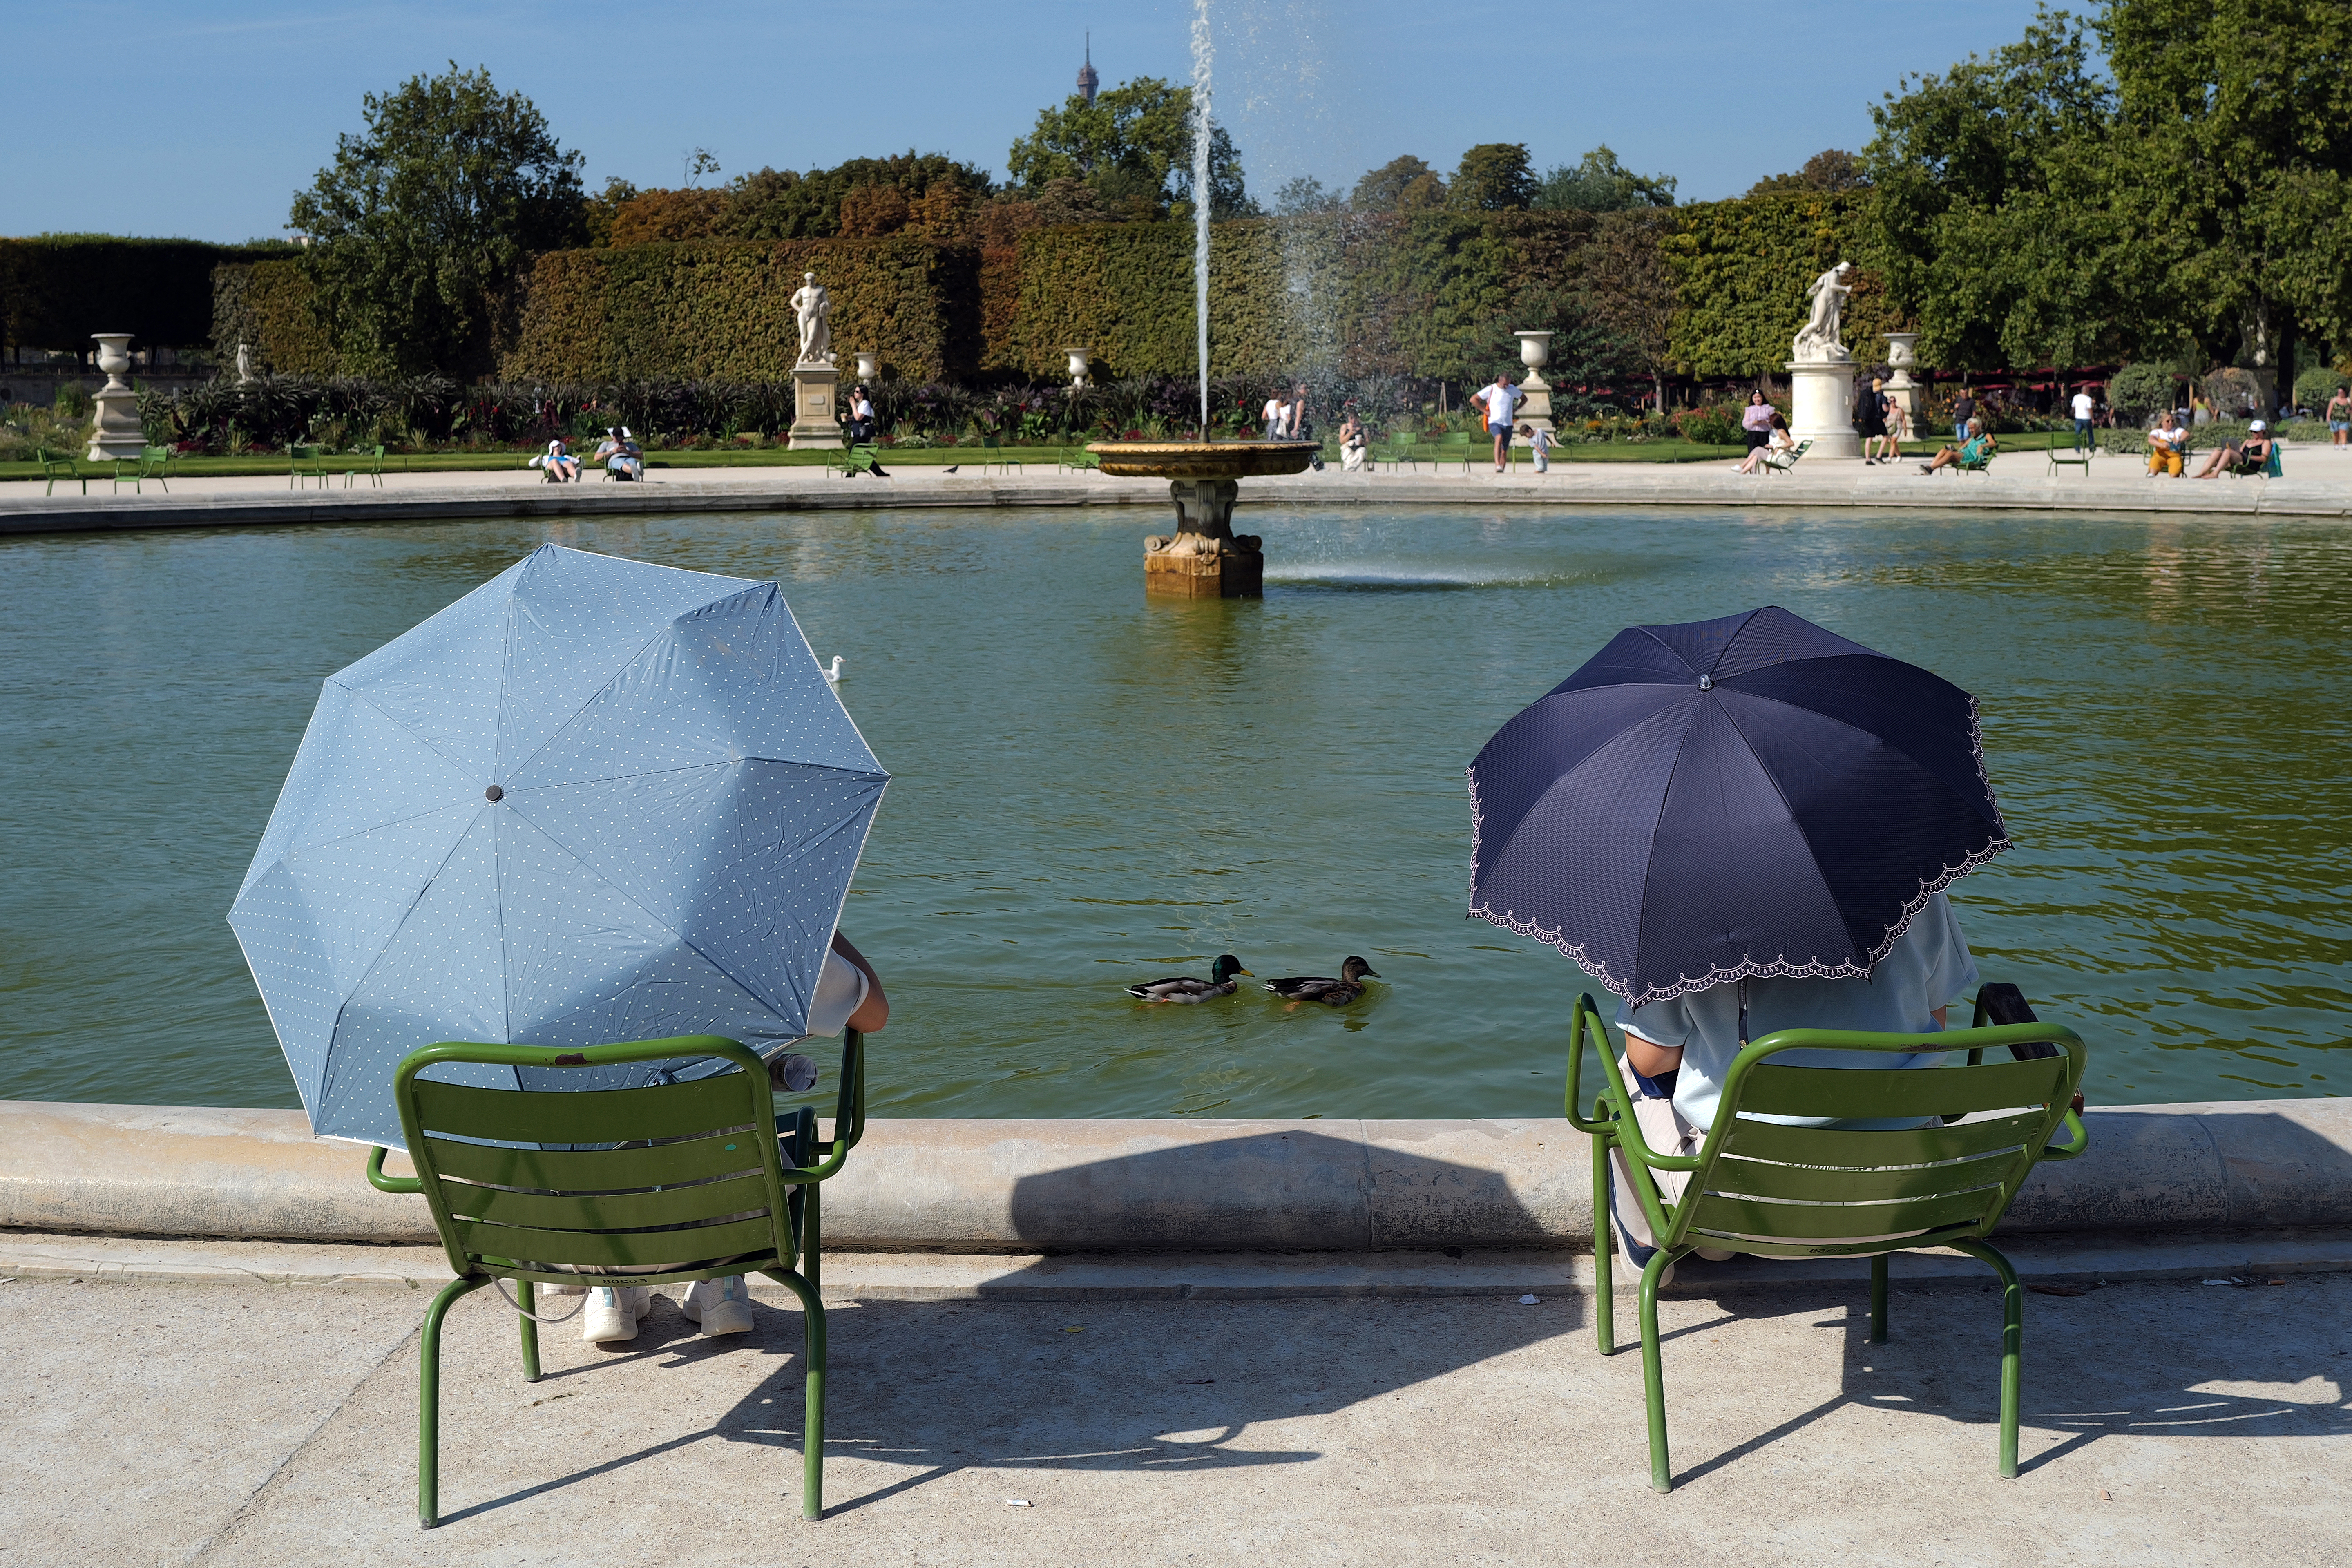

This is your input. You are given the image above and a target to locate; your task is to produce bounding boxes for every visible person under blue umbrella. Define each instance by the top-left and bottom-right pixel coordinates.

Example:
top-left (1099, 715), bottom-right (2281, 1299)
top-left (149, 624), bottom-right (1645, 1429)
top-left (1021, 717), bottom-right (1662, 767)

top-left (1467, 605), bottom-right (2010, 1281)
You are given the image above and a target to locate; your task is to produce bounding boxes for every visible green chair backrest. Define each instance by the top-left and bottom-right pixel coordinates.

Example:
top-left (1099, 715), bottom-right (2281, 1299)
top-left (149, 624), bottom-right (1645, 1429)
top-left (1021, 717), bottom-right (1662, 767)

top-left (1569, 998), bottom-right (2085, 1261)
top-left (36, 447), bottom-right (74, 468)
top-left (292, 443), bottom-right (322, 460)
top-left (395, 1036), bottom-right (801, 1289)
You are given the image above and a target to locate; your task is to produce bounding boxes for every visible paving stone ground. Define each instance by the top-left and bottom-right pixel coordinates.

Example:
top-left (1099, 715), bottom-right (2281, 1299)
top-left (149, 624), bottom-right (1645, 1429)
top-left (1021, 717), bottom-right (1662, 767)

top-left (4, 1268), bottom-right (2344, 1566)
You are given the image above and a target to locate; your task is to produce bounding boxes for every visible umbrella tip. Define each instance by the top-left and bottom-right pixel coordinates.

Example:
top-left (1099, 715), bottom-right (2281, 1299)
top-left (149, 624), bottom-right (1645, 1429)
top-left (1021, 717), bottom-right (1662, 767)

top-left (485, 785), bottom-right (505, 802)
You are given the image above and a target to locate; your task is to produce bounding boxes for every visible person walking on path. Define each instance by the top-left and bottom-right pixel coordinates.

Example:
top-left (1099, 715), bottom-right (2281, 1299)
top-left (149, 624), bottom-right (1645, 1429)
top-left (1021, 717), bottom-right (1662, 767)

top-left (1473, 371), bottom-right (1523, 471)
top-left (1950, 389), bottom-right (1976, 444)
top-left (2328, 386), bottom-right (2352, 448)
top-left (1740, 390), bottom-right (1774, 458)
top-left (1859, 377), bottom-right (1890, 464)
top-left (2071, 385), bottom-right (2097, 452)
top-left (1883, 392), bottom-right (1909, 458)
top-left (1261, 390), bottom-right (1289, 440)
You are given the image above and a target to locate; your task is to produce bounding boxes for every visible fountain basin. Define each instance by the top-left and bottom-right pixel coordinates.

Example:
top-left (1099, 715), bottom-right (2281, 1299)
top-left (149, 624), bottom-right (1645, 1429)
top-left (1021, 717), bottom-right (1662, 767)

top-left (1086, 440), bottom-right (1321, 480)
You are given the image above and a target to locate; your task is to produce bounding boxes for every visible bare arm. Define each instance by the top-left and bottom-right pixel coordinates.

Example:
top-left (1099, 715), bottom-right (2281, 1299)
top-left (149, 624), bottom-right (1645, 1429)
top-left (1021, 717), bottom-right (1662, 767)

top-left (831, 930), bottom-right (889, 1033)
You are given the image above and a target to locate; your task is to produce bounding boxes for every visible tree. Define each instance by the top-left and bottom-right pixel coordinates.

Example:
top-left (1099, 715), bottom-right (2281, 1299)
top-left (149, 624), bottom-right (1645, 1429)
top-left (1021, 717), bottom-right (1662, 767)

top-left (1534, 146), bottom-right (1677, 212)
top-left (289, 65), bottom-right (585, 376)
top-left (1351, 156), bottom-right (1442, 213)
top-left (723, 153), bottom-right (992, 241)
top-left (1275, 175), bottom-right (1344, 215)
top-left (1864, 11), bottom-right (2156, 372)
top-left (1584, 208), bottom-right (1679, 411)
top-left (1452, 144), bottom-right (1537, 210)
top-left (2103, 0), bottom-right (2352, 411)
top-left (1747, 149), bottom-right (1870, 197)
top-left (1007, 76), bottom-right (1253, 219)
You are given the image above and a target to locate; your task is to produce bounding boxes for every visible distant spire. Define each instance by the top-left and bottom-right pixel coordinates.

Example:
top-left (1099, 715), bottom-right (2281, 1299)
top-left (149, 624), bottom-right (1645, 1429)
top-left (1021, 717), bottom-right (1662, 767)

top-left (1077, 32), bottom-right (1099, 105)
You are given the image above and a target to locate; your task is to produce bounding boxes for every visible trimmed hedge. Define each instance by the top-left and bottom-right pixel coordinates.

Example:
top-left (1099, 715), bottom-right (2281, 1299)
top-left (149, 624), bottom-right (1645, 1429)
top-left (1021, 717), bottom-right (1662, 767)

top-left (3, 235), bottom-right (287, 352)
top-left (979, 247), bottom-right (1021, 372)
top-left (211, 260), bottom-right (337, 376)
top-left (1661, 192), bottom-right (1903, 377)
top-left (499, 238), bottom-right (983, 382)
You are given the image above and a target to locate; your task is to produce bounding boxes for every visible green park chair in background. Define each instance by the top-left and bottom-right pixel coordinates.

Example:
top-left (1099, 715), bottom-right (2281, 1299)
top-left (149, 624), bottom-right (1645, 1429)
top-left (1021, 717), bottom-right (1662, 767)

top-left (1433, 430), bottom-right (1477, 473)
top-left (36, 447), bottom-right (87, 496)
top-left (1381, 431), bottom-right (1425, 474)
top-left (1954, 440), bottom-right (1996, 475)
top-left (366, 1030), bottom-right (868, 1526)
top-left (979, 435), bottom-right (1022, 475)
top-left (138, 445), bottom-right (177, 491)
top-left (2047, 438), bottom-right (2092, 478)
top-left (288, 443), bottom-right (330, 489)
top-left (836, 443), bottom-right (885, 478)
top-left (343, 444), bottom-right (386, 488)
top-left (1568, 986), bottom-right (2088, 1492)
top-left (1058, 446), bottom-right (1101, 474)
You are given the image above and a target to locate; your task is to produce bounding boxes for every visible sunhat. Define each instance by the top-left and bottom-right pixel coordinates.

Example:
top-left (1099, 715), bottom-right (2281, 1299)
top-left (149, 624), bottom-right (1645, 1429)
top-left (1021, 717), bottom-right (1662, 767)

top-left (2249, 420), bottom-right (2267, 431)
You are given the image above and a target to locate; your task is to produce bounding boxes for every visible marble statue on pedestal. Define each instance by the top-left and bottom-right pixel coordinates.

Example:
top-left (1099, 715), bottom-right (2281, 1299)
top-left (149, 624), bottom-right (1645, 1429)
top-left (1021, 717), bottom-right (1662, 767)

top-left (1792, 261), bottom-right (1854, 362)
top-left (790, 273), bottom-right (833, 367)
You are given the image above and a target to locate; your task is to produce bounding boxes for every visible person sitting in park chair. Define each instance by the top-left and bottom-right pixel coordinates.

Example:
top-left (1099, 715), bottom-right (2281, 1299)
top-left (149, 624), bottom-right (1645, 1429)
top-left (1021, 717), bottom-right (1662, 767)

top-left (1607, 892), bottom-right (1981, 1278)
top-left (1918, 417), bottom-right (1996, 474)
top-left (594, 426), bottom-right (644, 481)
top-left (528, 438), bottom-right (578, 483)
top-left (2144, 410), bottom-right (2189, 477)
top-left (1735, 412), bottom-right (1794, 474)
top-left (2194, 419), bottom-right (2276, 478)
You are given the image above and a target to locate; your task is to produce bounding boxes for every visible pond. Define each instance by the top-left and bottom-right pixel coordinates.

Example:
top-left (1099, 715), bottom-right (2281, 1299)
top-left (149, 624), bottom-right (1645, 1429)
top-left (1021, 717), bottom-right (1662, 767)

top-left (0, 504), bottom-right (2345, 1119)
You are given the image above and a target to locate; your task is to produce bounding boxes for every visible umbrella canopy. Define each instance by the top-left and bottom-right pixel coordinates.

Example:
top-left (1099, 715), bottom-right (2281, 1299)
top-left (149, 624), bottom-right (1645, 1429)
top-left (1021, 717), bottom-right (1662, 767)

top-left (229, 544), bottom-right (888, 1149)
top-left (1467, 605), bottom-right (2007, 1005)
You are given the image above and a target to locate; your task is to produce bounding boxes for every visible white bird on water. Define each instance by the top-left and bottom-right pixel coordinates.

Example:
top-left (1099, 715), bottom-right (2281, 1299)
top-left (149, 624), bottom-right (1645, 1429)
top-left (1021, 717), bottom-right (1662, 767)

top-left (821, 656), bottom-right (844, 685)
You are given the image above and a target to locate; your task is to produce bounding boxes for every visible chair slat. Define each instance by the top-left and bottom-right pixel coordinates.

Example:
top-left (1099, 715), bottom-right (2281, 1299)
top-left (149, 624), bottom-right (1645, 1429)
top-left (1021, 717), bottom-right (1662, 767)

top-left (1706, 1149), bottom-right (2019, 1204)
top-left (1694, 1224), bottom-right (1980, 1260)
top-left (440, 1172), bottom-right (772, 1232)
top-left (1719, 1110), bottom-right (2049, 1168)
top-left (413, 1072), bottom-right (757, 1144)
top-left (421, 1131), bottom-right (765, 1191)
top-left (1684, 1186), bottom-right (1997, 1241)
top-left (453, 1213), bottom-right (779, 1270)
top-left (1737, 1059), bottom-right (2064, 1119)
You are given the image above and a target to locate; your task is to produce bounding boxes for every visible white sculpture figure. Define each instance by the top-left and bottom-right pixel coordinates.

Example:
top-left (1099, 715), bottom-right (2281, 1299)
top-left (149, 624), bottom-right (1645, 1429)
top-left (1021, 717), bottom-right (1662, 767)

top-left (1793, 261), bottom-right (1854, 361)
top-left (236, 342), bottom-right (253, 383)
top-left (790, 272), bottom-right (833, 366)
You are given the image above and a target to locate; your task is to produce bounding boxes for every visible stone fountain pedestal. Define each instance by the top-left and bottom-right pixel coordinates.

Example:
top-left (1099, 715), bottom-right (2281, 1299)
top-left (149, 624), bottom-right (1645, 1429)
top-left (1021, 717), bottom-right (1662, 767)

top-left (86, 333), bottom-right (145, 462)
top-left (1785, 356), bottom-right (1862, 460)
top-left (787, 362), bottom-right (842, 449)
top-left (1090, 442), bottom-right (1320, 599)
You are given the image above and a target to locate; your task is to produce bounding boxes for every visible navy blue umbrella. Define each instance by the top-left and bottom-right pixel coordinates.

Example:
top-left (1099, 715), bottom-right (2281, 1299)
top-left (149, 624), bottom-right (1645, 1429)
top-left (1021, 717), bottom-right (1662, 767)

top-left (1467, 606), bottom-right (2008, 1005)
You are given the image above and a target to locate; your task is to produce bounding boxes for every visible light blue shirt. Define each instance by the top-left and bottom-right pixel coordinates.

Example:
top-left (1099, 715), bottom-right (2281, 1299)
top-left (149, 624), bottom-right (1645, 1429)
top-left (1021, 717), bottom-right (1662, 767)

top-left (1615, 892), bottom-right (1981, 1133)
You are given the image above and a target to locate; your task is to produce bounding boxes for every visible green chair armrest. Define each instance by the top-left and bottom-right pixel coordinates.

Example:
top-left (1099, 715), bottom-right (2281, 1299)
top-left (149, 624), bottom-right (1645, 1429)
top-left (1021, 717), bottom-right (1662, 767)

top-left (366, 1144), bottom-right (424, 1194)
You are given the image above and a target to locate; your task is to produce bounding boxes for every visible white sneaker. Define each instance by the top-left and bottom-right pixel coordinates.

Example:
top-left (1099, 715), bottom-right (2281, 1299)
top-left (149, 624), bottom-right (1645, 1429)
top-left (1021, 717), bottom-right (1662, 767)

top-left (681, 1276), bottom-right (755, 1336)
top-left (582, 1284), bottom-right (650, 1343)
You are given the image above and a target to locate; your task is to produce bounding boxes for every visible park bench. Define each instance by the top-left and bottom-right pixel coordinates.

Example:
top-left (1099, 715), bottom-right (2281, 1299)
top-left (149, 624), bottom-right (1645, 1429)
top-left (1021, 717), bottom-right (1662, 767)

top-left (368, 1029), bottom-right (867, 1526)
top-left (1569, 984), bottom-right (2087, 1491)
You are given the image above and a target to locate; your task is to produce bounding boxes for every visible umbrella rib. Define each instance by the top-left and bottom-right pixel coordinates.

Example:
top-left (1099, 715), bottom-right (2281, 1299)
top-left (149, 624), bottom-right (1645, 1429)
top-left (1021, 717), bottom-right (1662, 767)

top-left (1719, 668), bottom-right (2005, 822)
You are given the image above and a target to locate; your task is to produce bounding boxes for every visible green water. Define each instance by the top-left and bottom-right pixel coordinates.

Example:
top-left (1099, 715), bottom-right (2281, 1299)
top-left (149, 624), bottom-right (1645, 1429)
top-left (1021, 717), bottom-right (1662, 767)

top-left (1, 506), bottom-right (2345, 1117)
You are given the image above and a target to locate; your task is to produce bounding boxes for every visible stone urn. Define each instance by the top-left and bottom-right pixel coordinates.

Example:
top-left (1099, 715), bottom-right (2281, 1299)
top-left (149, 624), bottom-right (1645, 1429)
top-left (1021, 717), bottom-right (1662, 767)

top-left (1882, 332), bottom-right (1923, 426)
top-left (853, 349), bottom-right (880, 384)
top-left (1511, 329), bottom-right (1556, 447)
top-left (86, 333), bottom-right (145, 462)
top-left (1063, 346), bottom-right (1093, 389)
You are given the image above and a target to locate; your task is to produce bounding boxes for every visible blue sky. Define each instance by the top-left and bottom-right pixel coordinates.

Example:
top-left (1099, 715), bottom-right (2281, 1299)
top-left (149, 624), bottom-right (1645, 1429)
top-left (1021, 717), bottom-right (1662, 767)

top-left (6, 2), bottom-right (2072, 241)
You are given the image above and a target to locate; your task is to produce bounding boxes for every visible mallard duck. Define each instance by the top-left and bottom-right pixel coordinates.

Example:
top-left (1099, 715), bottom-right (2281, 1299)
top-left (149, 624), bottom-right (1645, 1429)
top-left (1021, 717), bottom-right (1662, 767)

top-left (1264, 956), bottom-right (1381, 1006)
top-left (1126, 954), bottom-right (1253, 1002)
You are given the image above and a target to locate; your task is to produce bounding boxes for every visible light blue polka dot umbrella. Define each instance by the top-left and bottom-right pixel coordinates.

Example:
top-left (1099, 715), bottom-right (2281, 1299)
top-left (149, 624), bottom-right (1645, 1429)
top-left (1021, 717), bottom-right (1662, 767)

top-left (228, 544), bottom-right (888, 1150)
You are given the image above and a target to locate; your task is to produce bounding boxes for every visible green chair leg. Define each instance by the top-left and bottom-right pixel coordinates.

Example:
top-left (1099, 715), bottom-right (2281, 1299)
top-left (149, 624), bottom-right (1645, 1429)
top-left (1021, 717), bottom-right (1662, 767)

top-left (519, 1280), bottom-right (542, 1383)
top-left (1591, 1129), bottom-right (1616, 1355)
top-left (419, 1276), bottom-right (490, 1528)
top-left (762, 1267), bottom-right (829, 1520)
top-left (1637, 1246), bottom-right (1686, 1493)
top-left (1951, 1239), bottom-right (2024, 1477)
top-left (1870, 1253), bottom-right (1890, 1344)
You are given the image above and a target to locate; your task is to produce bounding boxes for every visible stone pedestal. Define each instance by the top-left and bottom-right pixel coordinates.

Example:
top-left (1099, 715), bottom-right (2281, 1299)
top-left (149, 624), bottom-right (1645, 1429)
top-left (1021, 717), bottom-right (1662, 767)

top-left (86, 333), bottom-right (145, 462)
top-left (1144, 479), bottom-right (1262, 597)
top-left (1785, 357), bottom-right (1862, 460)
top-left (1512, 331), bottom-right (1554, 447)
top-left (788, 363), bottom-right (843, 449)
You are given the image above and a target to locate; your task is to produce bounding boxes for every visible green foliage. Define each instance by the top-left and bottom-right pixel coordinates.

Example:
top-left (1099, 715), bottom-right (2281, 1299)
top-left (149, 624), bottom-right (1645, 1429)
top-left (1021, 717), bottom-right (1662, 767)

top-left (1747, 150), bottom-right (1869, 198)
top-left (2105, 361), bottom-right (2180, 419)
top-left (499, 238), bottom-right (982, 382)
top-left (1349, 156), bottom-right (1444, 214)
top-left (288, 64), bottom-right (586, 377)
top-left (1534, 146), bottom-right (1677, 212)
top-left (721, 153), bottom-right (993, 241)
top-left (1, 235), bottom-right (285, 350)
top-left (211, 261), bottom-right (338, 376)
top-left (2294, 364), bottom-right (2348, 407)
top-left (1007, 77), bottom-right (1253, 220)
top-left (1672, 404), bottom-right (1745, 444)
top-left (1662, 192), bottom-right (1901, 377)
top-left (1452, 144), bottom-right (1537, 210)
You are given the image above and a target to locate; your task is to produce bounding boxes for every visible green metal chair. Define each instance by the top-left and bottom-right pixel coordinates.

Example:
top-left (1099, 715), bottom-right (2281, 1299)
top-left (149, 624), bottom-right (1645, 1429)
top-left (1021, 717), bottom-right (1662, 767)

top-left (35, 447), bottom-right (87, 496)
top-left (2046, 439), bottom-right (2091, 478)
top-left (366, 1030), bottom-right (867, 1527)
top-left (979, 435), bottom-right (1022, 475)
top-left (836, 443), bottom-right (886, 478)
top-left (1568, 988), bottom-right (2088, 1492)
top-left (138, 444), bottom-right (177, 491)
top-left (1758, 437), bottom-right (1814, 475)
top-left (289, 443), bottom-right (330, 489)
top-left (1383, 431), bottom-right (1424, 474)
top-left (344, 444), bottom-right (385, 488)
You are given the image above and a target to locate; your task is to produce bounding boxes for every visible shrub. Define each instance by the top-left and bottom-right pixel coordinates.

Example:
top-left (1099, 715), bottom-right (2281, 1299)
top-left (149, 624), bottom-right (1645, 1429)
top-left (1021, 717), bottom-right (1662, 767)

top-left (2105, 362), bottom-right (2178, 421)
top-left (2293, 364), bottom-right (2346, 411)
top-left (1672, 404), bottom-right (1743, 444)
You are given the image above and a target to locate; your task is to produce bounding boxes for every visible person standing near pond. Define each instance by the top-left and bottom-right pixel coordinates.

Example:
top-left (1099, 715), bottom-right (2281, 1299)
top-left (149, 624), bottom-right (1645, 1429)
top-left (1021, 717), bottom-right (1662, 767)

top-left (1858, 377), bottom-right (1890, 464)
top-left (1950, 388), bottom-right (1976, 444)
top-left (2329, 386), bottom-right (2352, 448)
top-left (2071, 384), bottom-right (2098, 451)
top-left (1739, 389), bottom-right (1773, 459)
top-left (1472, 371), bottom-right (1524, 473)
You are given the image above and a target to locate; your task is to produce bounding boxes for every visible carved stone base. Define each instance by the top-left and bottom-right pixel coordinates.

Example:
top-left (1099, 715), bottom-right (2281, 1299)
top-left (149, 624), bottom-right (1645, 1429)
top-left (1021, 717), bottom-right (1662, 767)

top-left (1144, 538), bottom-right (1263, 597)
top-left (1785, 358), bottom-right (1863, 460)
top-left (787, 364), bottom-right (843, 450)
top-left (85, 389), bottom-right (144, 462)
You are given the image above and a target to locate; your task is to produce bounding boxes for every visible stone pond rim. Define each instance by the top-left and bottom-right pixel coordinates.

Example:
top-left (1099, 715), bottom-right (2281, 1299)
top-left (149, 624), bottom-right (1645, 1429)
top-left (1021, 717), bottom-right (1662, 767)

top-left (1087, 440), bottom-right (1322, 599)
